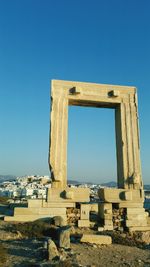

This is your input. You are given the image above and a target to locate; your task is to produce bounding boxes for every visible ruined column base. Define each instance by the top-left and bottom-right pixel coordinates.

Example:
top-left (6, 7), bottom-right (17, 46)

top-left (98, 188), bottom-right (150, 232)
top-left (4, 187), bottom-right (90, 222)
top-left (47, 187), bottom-right (90, 203)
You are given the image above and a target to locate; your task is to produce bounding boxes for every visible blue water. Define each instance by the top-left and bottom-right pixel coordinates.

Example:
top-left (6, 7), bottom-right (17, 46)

top-left (144, 199), bottom-right (150, 210)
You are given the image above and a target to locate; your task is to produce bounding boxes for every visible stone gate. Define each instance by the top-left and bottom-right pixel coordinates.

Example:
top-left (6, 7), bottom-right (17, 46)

top-left (5, 80), bottom-right (150, 231)
top-left (49, 80), bottom-right (143, 190)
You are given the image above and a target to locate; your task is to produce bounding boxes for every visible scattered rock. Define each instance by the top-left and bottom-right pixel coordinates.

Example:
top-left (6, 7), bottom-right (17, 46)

top-left (58, 226), bottom-right (71, 248)
top-left (120, 233), bottom-right (126, 238)
top-left (52, 216), bottom-right (66, 227)
top-left (59, 248), bottom-right (67, 261)
top-left (134, 231), bottom-right (150, 244)
top-left (97, 227), bottom-right (104, 232)
top-left (47, 238), bottom-right (59, 261)
top-left (80, 234), bottom-right (112, 245)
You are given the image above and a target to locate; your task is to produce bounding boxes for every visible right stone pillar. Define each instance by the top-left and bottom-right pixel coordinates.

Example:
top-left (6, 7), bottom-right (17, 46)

top-left (115, 93), bottom-right (143, 190)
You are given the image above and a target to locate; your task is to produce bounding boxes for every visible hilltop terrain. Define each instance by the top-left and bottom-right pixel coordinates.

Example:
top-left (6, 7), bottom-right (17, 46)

top-left (0, 221), bottom-right (150, 267)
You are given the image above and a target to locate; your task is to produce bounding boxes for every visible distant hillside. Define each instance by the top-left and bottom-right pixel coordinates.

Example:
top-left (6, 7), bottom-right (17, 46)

top-left (0, 175), bottom-right (16, 183)
top-left (68, 180), bottom-right (117, 186)
top-left (101, 181), bottom-right (117, 187)
top-left (68, 179), bottom-right (82, 185)
top-left (68, 179), bottom-right (94, 185)
top-left (101, 181), bottom-right (150, 190)
top-left (0, 175), bottom-right (149, 190)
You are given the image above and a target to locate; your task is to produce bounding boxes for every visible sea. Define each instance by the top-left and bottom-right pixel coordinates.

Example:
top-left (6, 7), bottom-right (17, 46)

top-left (144, 199), bottom-right (150, 210)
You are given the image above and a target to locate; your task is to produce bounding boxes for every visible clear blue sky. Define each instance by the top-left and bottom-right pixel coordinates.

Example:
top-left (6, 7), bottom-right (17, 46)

top-left (0, 0), bottom-right (150, 184)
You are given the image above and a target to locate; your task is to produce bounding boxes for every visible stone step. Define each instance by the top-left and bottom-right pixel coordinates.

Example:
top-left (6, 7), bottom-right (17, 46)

top-left (128, 226), bottom-right (150, 232)
top-left (4, 214), bottom-right (67, 222)
top-left (80, 234), bottom-right (112, 245)
top-left (43, 202), bottom-right (75, 208)
top-left (78, 219), bottom-right (90, 227)
top-left (126, 214), bottom-right (148, 220)
top-left (14, 207), bottom-right (66, 216)
top-left (126, 219), bottom-right (147, 227)
top-left (126, 208), bottom-right (145, 214)
top-left (119, 202), bottom-right (143, 208)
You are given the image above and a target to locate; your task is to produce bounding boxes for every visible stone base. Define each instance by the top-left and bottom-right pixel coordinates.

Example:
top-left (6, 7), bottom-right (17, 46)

top-left (4, 187), bottom-right (90, 223)
top-left (98, 188), bottom-right (144, 203)
top-left (103, 225), bottom-right (114, 231)
top-left (98, 188), bottom-right (149, 231)
top-left (128, 226), bottom-right (150, 232)
top-left (119, 202), bottom-right (143, 208)
top-left (80, 234), bottom-right (112, 245)
top-left (47, 187), bottom-right (90, 203)
top-left (28, 199), bottom-right (75, 208)
top-left (80, 204), bottom-right (89, 220)
top-left (14, 207), bottom-right (66, 216)
top-left (4, 199), bottom-right (68, 222)
top-left (125, 207), bottom-right (149, 228)
top-left (90, 203), bottom-right (98, 212)
top-left (126, 219), bottom-right (147, 227)
top-left (78, 220), bottom-right (90, 228)
top-left (126, 208), bottom-right (145, 214)
top-left (98, 203), bottom-right (112, 219)
top-left (4, 214), bottom-right (67, 222)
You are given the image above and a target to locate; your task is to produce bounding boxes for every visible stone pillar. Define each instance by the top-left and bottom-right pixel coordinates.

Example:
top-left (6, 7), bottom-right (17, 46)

top-left (49, 87), bottom-right (68, 189)
top-left (115, 93), bottom-right (143, 190)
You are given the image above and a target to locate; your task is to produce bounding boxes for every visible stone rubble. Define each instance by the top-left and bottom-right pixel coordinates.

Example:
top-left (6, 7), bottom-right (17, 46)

top-left (58, 226), bottom-right (71, 249)
top-left (80, 234), bottom-right (112, 245)
top-left (47, 238), bottom-right (59, 261)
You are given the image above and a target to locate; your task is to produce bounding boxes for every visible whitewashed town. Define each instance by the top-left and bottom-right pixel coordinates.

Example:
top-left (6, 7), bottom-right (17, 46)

top-left (0, 175), bottom-right (149, 204)
top-left (0, 175), bottom-right (102, 201)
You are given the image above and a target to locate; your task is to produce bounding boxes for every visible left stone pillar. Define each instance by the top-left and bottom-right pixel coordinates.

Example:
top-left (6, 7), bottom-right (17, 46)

top-left (49, 81), bottom-right (68, 189)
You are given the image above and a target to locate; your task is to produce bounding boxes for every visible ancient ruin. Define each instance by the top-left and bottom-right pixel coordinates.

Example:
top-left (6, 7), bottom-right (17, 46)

top-left (5, 80), bottom-right (150, 232)
top-left (47, 79), bottom-right (149, 231)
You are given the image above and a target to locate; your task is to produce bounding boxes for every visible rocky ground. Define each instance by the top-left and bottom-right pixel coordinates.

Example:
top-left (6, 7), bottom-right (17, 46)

top-left (0, 238), bottom-right (150, 267)
top-left (0, 220), bottom-right (150, 267)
